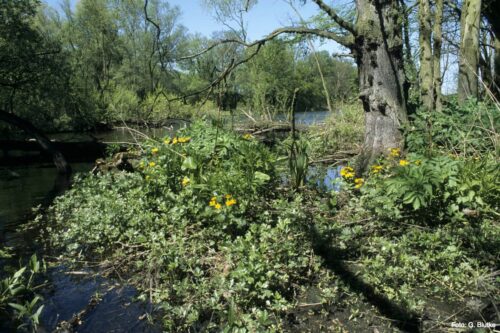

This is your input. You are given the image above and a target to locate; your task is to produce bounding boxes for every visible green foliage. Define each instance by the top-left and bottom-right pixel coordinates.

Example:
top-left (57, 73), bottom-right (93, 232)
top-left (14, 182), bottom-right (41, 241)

top-left (406, 99), bottom-right (499, 156)
top-left (322, 153), bottom-right (499, 313)
top-left (359, 154), bottom-right (499, 224)
top-left (1, 254), bottom-right (45, 332)
top-left (287, 136), bottom-right (310, 189)
top-left (46, 122), bottom-right (320, 331)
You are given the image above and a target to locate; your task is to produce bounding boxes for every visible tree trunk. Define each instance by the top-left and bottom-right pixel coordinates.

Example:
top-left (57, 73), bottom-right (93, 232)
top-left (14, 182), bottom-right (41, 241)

top-left (494, 37), bottom-right (500, 100)
top-left (0, 110), bottom-right (72, 174)
top-left (458, 0), bottom-right (482, 101)
top-left (482, 0), bottom-right (500, 100)
top-left (433, 0), bottom-right (443, 112)
top-left (418, 0), bottom-right (434, 110)
top-left (354, 0), bottom-right (408, 172)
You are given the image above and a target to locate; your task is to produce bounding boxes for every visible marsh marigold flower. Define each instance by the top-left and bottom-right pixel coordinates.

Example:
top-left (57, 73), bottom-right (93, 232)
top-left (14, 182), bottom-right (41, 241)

top-left (243, 133), bottom-right (253, 140)
top-left (226, 198), bottom-right (237, 207)
top-left (163, 137), bottom-right (171, 145)
top-left (354, 178), bottom-right (364, 189)
top-left (178, 137), bottom-right (191, 143)
top-left (149, 161), bottom-right (156, 167)
top-left (209, 196), bottom-right (217, 207)
top-left (371, 165), bottom-right (383, 174)
top-left (182, 176), bottom-right (190, 187)
top-left (399, 159), bottom-right (409, 166)
top-left (389, 148), bottom-right (401, 157)
top-left (172, 137), bottom-right (178, 144)
top-left (214, 203), bottom-right (222, 210)
top-left (414, 160), bottom-right (422, 166)
top-left (151, 147), bottom-right (159, 154)
top-left (340, 166), bottom-right (355, 179)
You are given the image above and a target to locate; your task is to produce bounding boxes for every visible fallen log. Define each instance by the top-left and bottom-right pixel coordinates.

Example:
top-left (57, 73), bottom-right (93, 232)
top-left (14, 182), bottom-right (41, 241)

top-left (0, 139), bottom-right (126, 165)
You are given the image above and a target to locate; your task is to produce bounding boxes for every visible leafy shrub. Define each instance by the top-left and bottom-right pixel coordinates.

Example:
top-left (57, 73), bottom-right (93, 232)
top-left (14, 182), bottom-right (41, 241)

top-left (46, 122), bottom-right (320, 331)
top-left (1, 253), bottom-right (45, 332)
top-left (358, 154), bottom-right (499, 224)
top-left (405, 99), bottom-right (499, 156)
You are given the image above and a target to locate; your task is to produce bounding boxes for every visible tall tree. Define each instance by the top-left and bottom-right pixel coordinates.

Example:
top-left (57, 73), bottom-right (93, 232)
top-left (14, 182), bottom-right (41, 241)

top-left (433, 0), bottom-right (443, 111)
top-left (458, 0), bottom-right (482, 101)
top-left (202, 0), bottom-right (409, 171)
top-left (482, 0), bottom-right (500, 100)
top-left (418, 0), bottom-right (434, 110)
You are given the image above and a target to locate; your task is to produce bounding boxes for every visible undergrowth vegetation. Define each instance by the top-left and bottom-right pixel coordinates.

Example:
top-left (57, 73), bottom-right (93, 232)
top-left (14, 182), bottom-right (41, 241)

top-left (42, 100), bottom-right (499, 331)
top-left (46, 122), bottom-right (324, 331)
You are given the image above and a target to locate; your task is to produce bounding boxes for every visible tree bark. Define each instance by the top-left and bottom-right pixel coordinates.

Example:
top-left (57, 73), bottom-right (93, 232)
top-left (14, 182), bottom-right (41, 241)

top-left (354, 0), bottom-right (409, 172)
top-left (418, 0), bottom-right (434, 110)
top-left (458, 0), bottom-right (482, 101)
top-left (482, 0), bottom-right (500, 100)
top-left (433, 0), bottom-right (443, 112)
top-left (494, 37), bottom-right (500, 100)
top-left (0, 110), bottom-right (72, 174)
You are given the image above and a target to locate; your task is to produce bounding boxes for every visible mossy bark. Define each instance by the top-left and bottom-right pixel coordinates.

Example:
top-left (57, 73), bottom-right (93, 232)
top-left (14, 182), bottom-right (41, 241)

top-left (458, 0), bottom-right (482, 101)
top-left (432, 0), bottom-right (443, 112)
top-left (418, 0), bottom-right (434, 110)
top-left (354, 0), bottom-right (408, 172)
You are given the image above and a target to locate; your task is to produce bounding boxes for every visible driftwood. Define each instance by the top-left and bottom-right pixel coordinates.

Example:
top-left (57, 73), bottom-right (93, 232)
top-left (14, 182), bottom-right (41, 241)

top-left (0, 110), bottom-right (71, 174)
top-left (235, 123), bottom-right (307, 136)
top-left (92, 151), bottom-right (139, 174)
top-left (310, 149), bottom-right (359, 165)
top-left (0, 139), bottom-right (123, 165)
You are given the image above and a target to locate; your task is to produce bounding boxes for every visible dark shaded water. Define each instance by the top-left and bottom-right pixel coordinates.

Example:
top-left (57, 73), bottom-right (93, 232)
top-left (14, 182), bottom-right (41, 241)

top-left (0, 127), bottom-right (175, 332)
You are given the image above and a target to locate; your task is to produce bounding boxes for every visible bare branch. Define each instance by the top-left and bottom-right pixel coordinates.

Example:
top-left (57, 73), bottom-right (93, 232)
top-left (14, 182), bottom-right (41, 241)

top-left (177, 25), bottom-right (354, 61)
top-left (311, 0), bottom-right (357, 35)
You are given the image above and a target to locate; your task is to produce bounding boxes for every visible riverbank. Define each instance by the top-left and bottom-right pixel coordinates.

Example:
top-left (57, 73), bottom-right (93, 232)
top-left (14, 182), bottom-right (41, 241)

top-left (33, 120), bottom-right (498, 332)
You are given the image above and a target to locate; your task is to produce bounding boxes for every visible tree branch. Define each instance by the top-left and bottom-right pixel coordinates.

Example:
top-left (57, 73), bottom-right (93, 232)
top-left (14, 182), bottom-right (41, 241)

top-left (311, 0), bottom-right (357, 35)
top-left (176, 25), bottom-right (354, 61)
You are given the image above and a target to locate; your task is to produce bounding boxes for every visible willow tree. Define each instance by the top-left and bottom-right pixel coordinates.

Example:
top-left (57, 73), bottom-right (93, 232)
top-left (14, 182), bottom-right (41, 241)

top-left (201, 0), bottom-right (409, 171)
top-left (458, 0), bottom-right (482, 101)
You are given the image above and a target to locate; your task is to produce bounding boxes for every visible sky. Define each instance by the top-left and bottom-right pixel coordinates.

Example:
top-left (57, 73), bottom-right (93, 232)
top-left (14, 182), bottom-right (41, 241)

top-left (42, 0), bottom-right (344, 53)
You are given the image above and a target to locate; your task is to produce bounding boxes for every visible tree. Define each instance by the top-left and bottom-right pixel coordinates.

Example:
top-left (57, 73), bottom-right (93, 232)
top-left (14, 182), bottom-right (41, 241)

top-left (458, 0), bottom-right (482, 101)
top-left (418, 0), bottom-right (443, 111)
top-left (202, 0), bottom-right (409, 171)
top-left (0, 0), bottom-right (70, 173)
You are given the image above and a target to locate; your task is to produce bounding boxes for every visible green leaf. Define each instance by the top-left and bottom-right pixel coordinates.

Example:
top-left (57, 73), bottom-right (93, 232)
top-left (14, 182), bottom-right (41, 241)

top-left (181, 157), bottom-right (197, 171)
top-left (253, 171), bottom-right (270, 185)
top-left (9, 303), bottom-right (26, 312)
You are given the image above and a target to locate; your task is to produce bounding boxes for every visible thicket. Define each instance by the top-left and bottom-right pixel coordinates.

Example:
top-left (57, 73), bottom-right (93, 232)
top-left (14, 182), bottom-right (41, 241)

top-left (0, 0), bottom-right (357, 134)
top-left (43, 100), bottom-right (499, 330)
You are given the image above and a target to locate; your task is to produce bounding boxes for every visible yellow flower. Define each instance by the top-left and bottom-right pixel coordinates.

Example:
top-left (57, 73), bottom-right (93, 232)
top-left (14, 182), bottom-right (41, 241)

top-left (163, 137), bottom-right (171, 145)
top-left (149, 161), bottom-right (156, 167)
top-left (172, 137), bottom-right (178, 144)
top-left (151, 147), bottom-right (159, 154)
top-left (243, 133), bottom-right (253, 140)
top-left (225, 198), bottom-right (237, 207)
top-left (354, 178), bottom-right (364, 189)
top-left (214, 203), bottom-right (222, 210)
top-left (139, 161), bottom-right (145, 169)
top-left (209, 196), bottom-right (217, 206)
top-left (399, 159), bottom-right (409, 166)
top-left (389, 148), bottom-right (401, 157)
top-left (340, 166), bottom-right (355, 179)
top-left (182, 176), bottom-right (190, 187)
top-left (414, 159), bottom-right (422, 166)
top-left (178, 137), bottom-right (191, 143)
top-left (371, 165), bottom-right (383, 174)
top-left (225, 194), bottom-right (232, 199)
